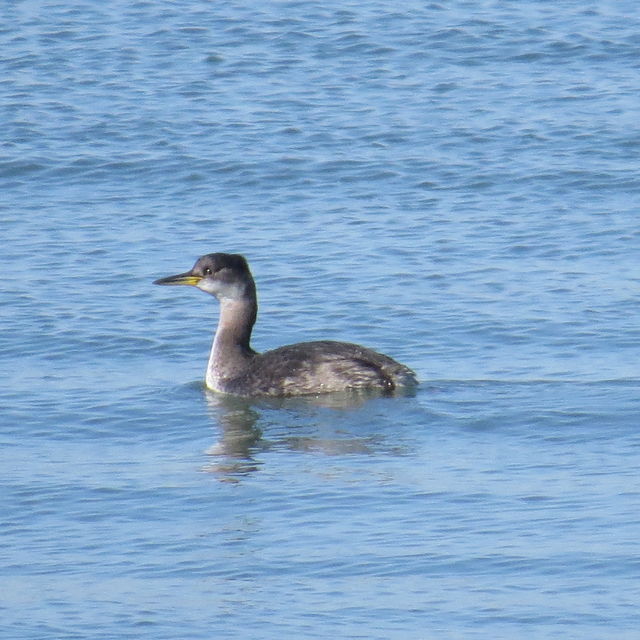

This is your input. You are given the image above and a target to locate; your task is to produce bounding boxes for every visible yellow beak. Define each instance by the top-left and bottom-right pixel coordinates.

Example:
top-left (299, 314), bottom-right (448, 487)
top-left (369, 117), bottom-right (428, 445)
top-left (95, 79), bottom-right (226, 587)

top-left (153, 271), bottom-right (202, 286)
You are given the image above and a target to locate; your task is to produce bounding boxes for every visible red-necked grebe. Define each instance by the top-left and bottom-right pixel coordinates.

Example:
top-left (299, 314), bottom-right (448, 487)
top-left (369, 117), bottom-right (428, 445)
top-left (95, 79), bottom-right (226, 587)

top-left (154, 253), bottom-right (417, 397)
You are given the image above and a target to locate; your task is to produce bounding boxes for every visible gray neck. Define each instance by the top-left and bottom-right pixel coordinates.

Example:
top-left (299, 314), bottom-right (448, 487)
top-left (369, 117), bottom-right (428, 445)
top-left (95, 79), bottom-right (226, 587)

top-left (206, 294), bottom-right (257, 391)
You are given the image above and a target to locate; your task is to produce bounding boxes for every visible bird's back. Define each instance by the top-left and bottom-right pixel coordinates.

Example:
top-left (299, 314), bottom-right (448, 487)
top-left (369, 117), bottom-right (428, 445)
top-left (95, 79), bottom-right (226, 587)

top-left (221, 340), bottom-right (417, 397)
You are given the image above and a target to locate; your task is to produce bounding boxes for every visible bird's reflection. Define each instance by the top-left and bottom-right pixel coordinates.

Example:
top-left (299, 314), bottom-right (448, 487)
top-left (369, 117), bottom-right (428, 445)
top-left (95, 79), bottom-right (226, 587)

top-left (201, 387), bottom-right (417, 480)
top-left (201, 392), bottom-right (264, 479)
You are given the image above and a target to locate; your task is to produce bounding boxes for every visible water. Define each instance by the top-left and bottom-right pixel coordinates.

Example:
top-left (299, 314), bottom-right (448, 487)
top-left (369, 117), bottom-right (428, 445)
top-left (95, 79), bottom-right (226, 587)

top-left (2, 1), bottom-right (640, 638)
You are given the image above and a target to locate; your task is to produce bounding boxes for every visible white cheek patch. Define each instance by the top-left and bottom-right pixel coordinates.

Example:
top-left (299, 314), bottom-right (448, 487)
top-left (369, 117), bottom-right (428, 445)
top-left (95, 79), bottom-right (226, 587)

top-left (197, 278), bottom-right (245, 300)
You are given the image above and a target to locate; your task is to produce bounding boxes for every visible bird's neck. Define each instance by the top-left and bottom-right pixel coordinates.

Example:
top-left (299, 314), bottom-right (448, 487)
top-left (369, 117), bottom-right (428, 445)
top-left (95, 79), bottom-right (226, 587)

top-left (206, 295), bottom-right (257, 391)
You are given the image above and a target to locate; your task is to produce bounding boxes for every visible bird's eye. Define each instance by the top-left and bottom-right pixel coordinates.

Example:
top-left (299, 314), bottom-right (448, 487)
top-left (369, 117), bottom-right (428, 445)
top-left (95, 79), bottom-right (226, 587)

top-left (203, 266), bottom-right (213, 276)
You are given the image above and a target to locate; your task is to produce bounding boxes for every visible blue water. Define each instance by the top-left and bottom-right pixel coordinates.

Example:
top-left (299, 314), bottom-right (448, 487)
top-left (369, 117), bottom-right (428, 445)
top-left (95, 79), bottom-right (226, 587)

top-left (2, 1), bottom-right (640, 638)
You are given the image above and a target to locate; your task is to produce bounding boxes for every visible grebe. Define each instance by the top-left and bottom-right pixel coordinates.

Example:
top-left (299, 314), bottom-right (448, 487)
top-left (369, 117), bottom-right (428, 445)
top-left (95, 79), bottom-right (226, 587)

top-left (154, 253), bottom-right (417, 397)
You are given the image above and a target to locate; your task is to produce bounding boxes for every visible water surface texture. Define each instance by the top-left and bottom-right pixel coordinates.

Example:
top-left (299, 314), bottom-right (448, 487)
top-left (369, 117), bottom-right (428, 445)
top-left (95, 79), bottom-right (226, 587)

top-left (2, 2), bottom-right (640, 639)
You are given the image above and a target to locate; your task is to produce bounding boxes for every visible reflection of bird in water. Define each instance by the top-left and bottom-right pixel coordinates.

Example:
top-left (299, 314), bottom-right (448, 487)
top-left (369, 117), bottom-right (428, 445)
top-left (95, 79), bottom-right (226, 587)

top-left (202, 391), bottom-right (403, 480)
top-left (155, 253), bottom-right (417, 397)
top-left (203, 392), bottom-right (262, 456)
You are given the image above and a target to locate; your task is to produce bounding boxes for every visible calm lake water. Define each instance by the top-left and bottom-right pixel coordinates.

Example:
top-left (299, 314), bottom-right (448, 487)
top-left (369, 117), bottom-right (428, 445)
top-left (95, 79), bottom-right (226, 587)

top-left (2, 1), bottom-right (640, 638)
